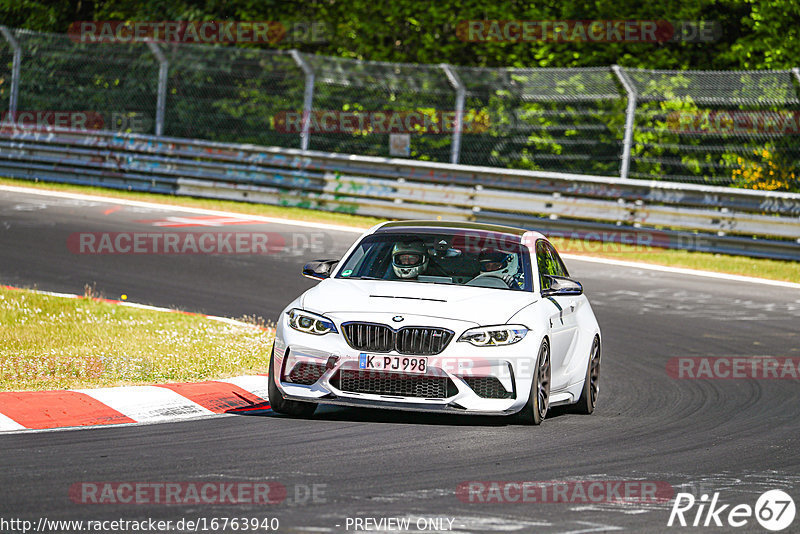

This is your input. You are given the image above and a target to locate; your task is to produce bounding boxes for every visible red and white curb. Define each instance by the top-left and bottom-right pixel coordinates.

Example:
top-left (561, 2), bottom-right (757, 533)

top-left (0, 376), bottom-right (272, 433)
top-left (0, 285), bottom-right (273, 433)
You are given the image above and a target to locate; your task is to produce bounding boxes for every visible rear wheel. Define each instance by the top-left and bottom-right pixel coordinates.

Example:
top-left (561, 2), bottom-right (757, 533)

top-left (572, 336), bottom-right (601, 415)
top-left (268, 349), bottom-right (317, 417)
top-left (517, 339), bottom-right (550, 425)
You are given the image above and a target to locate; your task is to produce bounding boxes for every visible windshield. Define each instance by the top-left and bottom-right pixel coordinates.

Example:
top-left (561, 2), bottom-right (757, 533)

top-left (335, 231), bottom-right (532, 291)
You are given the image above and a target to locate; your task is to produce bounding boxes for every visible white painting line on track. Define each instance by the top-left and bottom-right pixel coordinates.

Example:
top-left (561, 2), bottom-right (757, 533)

top-left (554, 521), bottom-right (624, 534)
top-left (0, 184), bottom-right (365, 234)
top-left (0, 413), bottom-right (235, 435)
top-left (561, 253), bottom-right (800, 289)
top-left (2, 285), bottom-right (268, 331)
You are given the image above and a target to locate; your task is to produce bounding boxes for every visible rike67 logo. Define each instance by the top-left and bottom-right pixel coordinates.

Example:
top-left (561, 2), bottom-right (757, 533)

top-left (668, 490), bottom-right (795, 531)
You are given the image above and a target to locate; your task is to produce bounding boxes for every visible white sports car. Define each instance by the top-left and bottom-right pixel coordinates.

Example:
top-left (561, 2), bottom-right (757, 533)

top-left (268, 221), bottom-right (601, 424)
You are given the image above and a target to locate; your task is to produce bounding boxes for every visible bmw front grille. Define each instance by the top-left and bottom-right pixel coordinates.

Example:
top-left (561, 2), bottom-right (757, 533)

top-left (341, 322), bottom-right (454, 355)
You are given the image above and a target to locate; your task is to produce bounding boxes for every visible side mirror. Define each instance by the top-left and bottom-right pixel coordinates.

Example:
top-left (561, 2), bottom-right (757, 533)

top-left (302, 260), bottom-right (339, 280)
top-left (541, 275), bottom-right (583, 297)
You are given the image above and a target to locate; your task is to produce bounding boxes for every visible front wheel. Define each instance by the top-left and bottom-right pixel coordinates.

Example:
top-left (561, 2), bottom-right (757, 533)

top-left (517, 339), bottom-right (551, 425)
top-left (268, 348), bottom-right (317, 417)
top-left (572, 336), bottom-right (601, 415)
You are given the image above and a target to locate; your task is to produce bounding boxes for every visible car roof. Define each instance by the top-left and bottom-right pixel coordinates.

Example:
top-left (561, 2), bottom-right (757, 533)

top-left (377, 220), bottom-right (528, 236)
top-left (374, 220), bottom-right (548, 245)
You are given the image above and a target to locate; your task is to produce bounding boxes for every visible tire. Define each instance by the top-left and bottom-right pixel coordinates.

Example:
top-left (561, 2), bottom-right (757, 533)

top-left (517, 338), bottom-right (551, 425)
top-left (268, 348), bottom-right (317, 417)
top-left (572, 336), bottom-right (601, 415)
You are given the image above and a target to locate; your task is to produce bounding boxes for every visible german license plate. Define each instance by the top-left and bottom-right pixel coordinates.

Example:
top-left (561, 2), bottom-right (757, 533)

top-left (358, 353), bottom-right (427, 374)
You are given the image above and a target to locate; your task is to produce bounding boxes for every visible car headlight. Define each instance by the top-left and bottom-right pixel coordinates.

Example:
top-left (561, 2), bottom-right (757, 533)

top-left (458, 325), bottom-right (528, 346)
top-left (286, 309), bottom-right (338, 335)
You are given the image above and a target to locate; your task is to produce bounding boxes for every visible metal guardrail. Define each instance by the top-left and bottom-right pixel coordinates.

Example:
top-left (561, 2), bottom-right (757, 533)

top-left (0, 127), bottom-right (798, 261)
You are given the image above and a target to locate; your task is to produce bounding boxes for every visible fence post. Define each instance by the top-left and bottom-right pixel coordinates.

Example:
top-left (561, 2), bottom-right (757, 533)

top-left (612, 65), bottom-right (637, 179)
top-left (146, 41), bottom-right (168, 136)
top-left (440, 63), bottom-right (465, 165)
top-left (0, 26), bottom-right (21, 122)
top-left (290, 50), bottom-right (315, 151)
top-left (793, 67), bottom-right (800, 88)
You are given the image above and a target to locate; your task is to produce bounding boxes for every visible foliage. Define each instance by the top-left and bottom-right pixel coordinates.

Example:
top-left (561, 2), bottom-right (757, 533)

top-left (732, 147), bottom-right (800, 192)
top-left (1, 1), bottom-right (798, 184)
top-left (1, 0), bottom-right (799, 70)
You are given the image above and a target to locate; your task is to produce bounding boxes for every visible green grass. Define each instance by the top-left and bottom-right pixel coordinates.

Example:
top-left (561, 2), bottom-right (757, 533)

top-left (0, 287), bottom-right (274, 392)
top-left (2, 176), bottom-right (798, 283)
top-left (553, 242), bottom-right (800, 283)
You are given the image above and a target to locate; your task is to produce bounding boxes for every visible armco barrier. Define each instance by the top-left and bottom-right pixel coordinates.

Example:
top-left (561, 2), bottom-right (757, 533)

top-left (0, 127), bottom-right (798, 260)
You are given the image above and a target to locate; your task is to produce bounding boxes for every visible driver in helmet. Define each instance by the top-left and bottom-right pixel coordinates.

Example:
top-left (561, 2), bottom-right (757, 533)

top-left (391, 241), bottom-right (429, 279)
top-left (473, 248), bottom-right (524, 289)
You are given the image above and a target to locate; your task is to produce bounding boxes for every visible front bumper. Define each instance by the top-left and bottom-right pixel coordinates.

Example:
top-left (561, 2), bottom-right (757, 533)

top-left (272, 313), bottom-right (547, 415)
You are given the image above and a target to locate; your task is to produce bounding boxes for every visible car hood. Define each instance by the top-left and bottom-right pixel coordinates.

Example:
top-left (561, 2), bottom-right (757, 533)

top-left (300, 279), bottom-right (536, 325)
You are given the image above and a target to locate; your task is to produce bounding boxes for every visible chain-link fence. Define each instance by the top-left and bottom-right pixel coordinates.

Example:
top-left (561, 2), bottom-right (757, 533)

top-left (623, 68), bottom-right (800, 189)
top-left (7, 30), bottom-right (160, 135)
top-left (1, 27), bottom-right (799, 191)
top-left (453, 66), bottom-right (625, 176)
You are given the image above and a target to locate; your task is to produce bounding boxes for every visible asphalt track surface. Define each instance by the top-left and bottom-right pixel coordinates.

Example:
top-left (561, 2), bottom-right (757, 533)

top-left (1, 187), bottom-right (799, 533)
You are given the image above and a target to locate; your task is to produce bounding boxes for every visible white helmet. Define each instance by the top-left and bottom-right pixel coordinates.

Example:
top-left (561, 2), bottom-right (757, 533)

top-left (392, 241), bottom-right (429, 279)
top-left (478, 249), bottom-right (519, 278)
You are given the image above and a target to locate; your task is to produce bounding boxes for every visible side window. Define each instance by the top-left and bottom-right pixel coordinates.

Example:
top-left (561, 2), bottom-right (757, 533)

top-left (342, 245), bottom-right (367, 276)
top-left (536, 240), bottom-right (569, 290)
top-left (547, 243), bottom-right (569, 278)
top-left (536, 241), bottom-right (556, 289)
